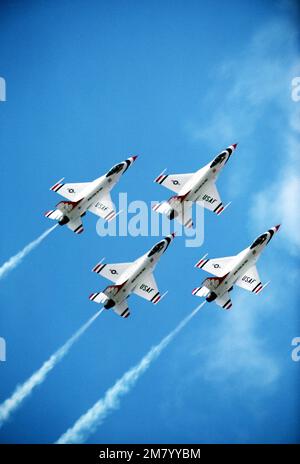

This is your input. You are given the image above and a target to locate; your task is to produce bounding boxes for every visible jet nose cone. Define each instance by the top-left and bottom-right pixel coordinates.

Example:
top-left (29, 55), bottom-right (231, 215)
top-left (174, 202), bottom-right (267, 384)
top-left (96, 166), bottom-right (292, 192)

top-left (232, 143), bottom-right (238, 149)
top-left (125, 155), bottom-right (138, 166)
top-left (166, 232), bottom-right (176, 241)
top-left (274, 224), bottom-right (281, 231)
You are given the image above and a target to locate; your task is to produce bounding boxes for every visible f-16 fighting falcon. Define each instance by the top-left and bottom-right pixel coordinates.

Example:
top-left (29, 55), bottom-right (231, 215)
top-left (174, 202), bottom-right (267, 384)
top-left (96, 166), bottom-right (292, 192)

top-left (45, 156), bottom-right (137, 234)
top-left (153, 144), bottom-right (237, 228)
top-left (89, 234), bottom-right (175, 318)
top-left (192, 225), bottom-right (281, 310)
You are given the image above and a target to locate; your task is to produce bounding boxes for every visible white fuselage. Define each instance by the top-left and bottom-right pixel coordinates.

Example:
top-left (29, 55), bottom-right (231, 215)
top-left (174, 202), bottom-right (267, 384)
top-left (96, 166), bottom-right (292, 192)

top-left (198, 226), bottom-right (280, 304)
top-left (178, 163), bottom-right (214, 202)
top-left (109, 253), bottom-right (158, 305)
top-left (174, 146), bottom-right (233, 205)
top-left (215, 247), bottom-right (260, 297)
top-left (103, 237), bottom-right (172, 306)
top-left (208, 227), bottom-right (277, 299)
top-left (64, 175), bottom-right (112, 220)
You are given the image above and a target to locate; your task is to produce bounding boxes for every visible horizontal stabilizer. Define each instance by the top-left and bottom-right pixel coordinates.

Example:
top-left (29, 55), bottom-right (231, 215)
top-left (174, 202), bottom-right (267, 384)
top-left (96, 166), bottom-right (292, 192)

top-left (152, 198), bottom-right (193, 229)
top-left (44, 209), bottom-right (63, 221)
top-left (89, 292), bottom-right (108, 304)
top-left (113, 300), bottom-right (130, 318)
top-left (67, 217), bottom-right (84, 234)
top-left (215, 292), bottom-right (233, 310)
top-left (192, 286), bottom-right (209, 297)
top-left (174, 201), bottom-right (193, 229)
top-left (89, 293), bottom-right (130, 318)
top-left (152, 201), bottom-right (172, 215)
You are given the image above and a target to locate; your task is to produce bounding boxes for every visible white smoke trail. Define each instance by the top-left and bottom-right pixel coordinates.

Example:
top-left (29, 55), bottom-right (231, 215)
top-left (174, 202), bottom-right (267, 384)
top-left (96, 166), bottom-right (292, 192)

top-left (56, 302), bottom-right (206, 444)
top-left (0, 225), bottom-right (58, 280)
top-left (0, 309), bottom-right (103, 428)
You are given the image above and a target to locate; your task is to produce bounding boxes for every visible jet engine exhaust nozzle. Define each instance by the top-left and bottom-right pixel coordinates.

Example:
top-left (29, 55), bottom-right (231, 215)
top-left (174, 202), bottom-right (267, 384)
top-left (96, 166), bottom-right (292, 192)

top-left (58, 216), bottom-right (70, 226)
top-left (104, 299), bottom-right (116, 310)
top-left (167, 209), bottom-right (178, 220)
top-left (206, 292), bottom-right (217, 302)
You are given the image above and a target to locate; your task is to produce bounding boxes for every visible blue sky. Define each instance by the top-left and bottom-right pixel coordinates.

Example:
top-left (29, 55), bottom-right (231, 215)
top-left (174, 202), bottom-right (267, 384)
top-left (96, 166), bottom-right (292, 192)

top-left (0, 0), bottom-right (299, 443)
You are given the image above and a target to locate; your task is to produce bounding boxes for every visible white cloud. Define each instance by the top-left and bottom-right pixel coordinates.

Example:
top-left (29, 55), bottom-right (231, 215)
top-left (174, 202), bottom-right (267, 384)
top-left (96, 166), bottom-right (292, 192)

top-left (199, 292), bottom-right (280, 388)
top-left (187, 17), bottom-right (300, 215)
top-left (251, 160), bottom-right (300, 255)
top-left (184, 13), bottom-right (300, 391)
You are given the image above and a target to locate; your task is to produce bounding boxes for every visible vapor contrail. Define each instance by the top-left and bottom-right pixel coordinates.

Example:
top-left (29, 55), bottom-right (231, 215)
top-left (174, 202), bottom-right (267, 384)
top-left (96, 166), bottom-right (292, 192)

top-left (56, 302), bottom-right (206, 444)
top-left (0, 309), bottom-right (103, 428)
top-left (0, 225), bottom-right (58, 280)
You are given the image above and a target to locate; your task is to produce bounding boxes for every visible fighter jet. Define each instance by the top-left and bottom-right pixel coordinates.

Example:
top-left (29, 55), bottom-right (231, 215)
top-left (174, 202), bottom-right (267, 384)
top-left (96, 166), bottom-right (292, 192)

top-left (45, 156), bottom-right (137, 234)
top-left (89, 234), bottom-right (175, 318)
top-left (153, 144), bottom-right (237, 228)
top-left (192, 225), bottom-right (280, 310)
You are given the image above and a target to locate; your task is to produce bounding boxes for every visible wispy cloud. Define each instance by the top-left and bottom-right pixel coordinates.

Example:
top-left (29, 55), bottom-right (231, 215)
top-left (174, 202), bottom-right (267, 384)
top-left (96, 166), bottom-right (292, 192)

top-left (0, 225), bottom-right (58, 280)
top-left (246, 20), bottom-right (300, 252)
top-left (188, 19), bottom-right (299, 142)
top-left (199, 292), bottom-right (280, 387)
top-left (187, 16), bottom-right (300, 212)
top-left (184, 13), bottom-right (300, 392)
top-left (56, 302), bottom-right (205, 444)
top-left (250, 134), bottom-right (300, 255)
top-left (0, 309), bottom-right (103, 428)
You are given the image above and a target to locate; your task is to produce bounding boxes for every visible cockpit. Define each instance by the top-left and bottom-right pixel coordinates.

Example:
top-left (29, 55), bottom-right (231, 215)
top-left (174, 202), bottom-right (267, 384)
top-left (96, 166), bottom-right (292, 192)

top-left (250, 233), bottom-right (268, 249)
top-left (210, 152), bottom-right (227, 168)
top-left (106, 163), bottom-right (124, 177)
top-left (147, 241), bottom-right (165, 257)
